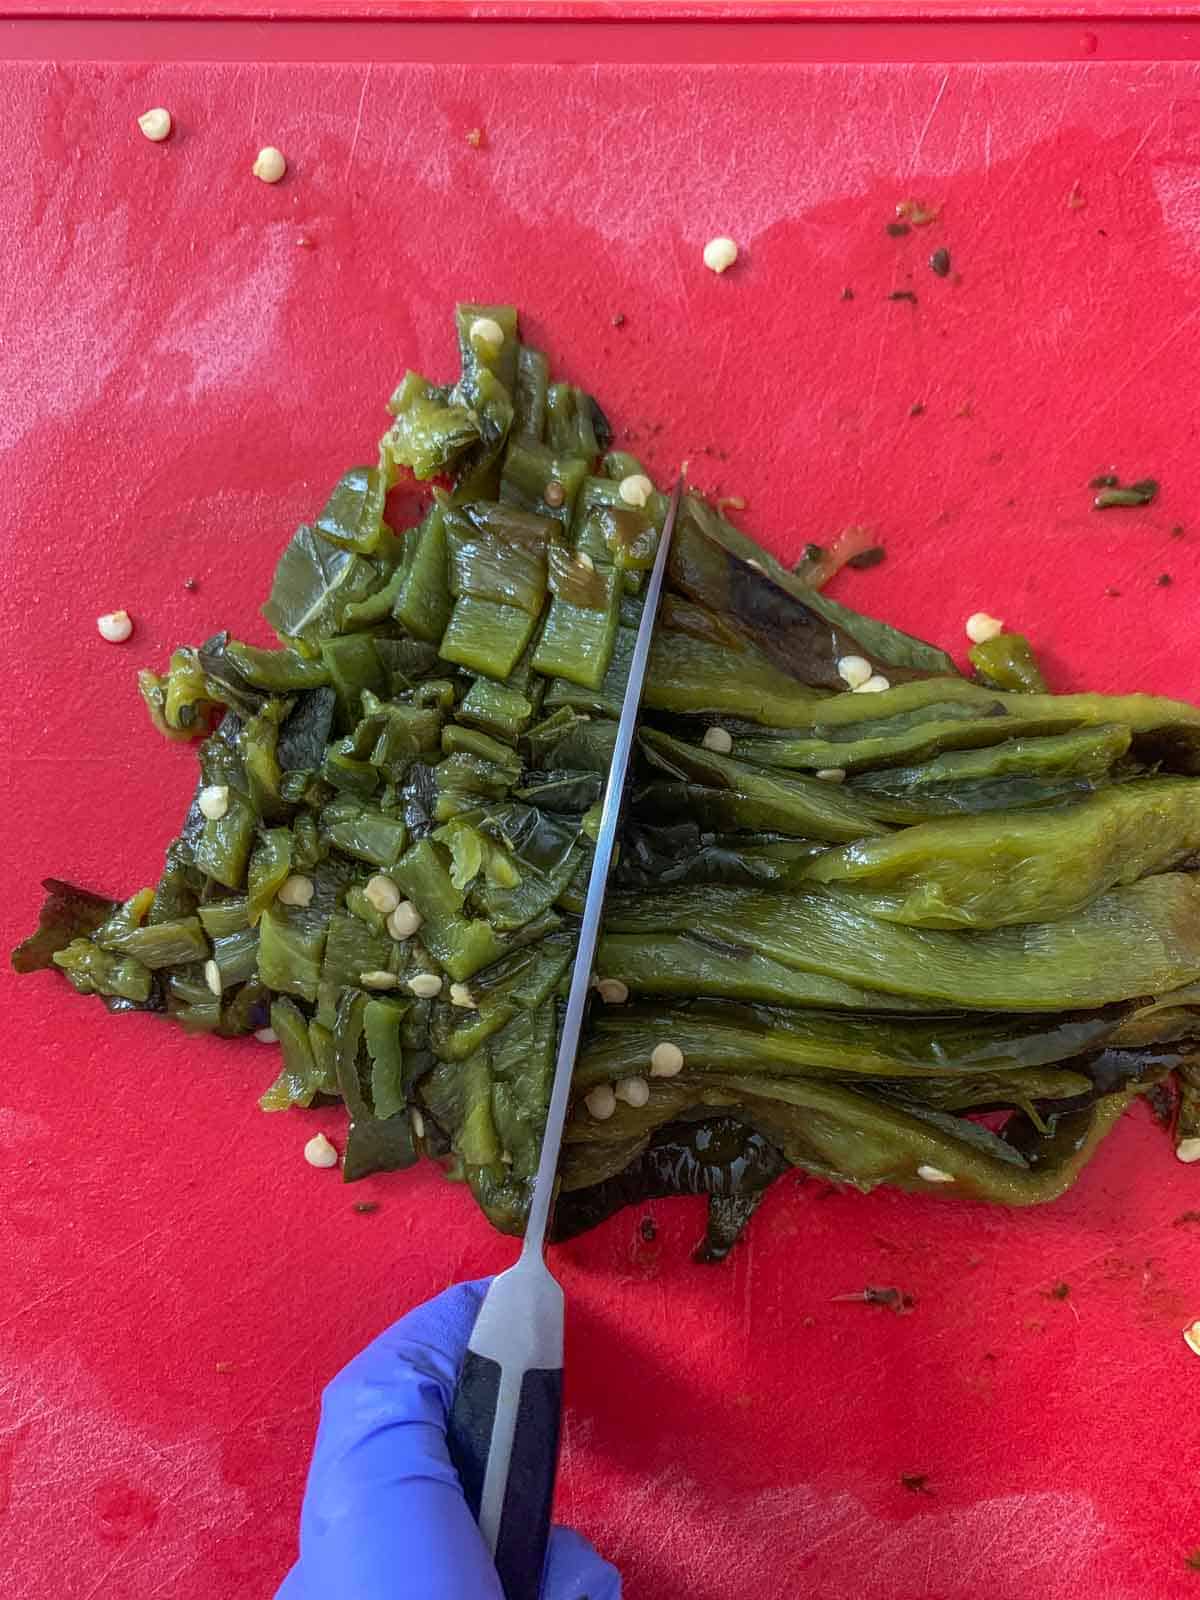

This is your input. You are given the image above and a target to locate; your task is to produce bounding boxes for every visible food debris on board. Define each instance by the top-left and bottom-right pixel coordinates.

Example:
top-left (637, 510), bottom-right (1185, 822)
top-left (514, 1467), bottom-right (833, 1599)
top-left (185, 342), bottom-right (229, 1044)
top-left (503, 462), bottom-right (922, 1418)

top-left (832, 1286), bottom-right (915, 1314)
top-left (1092, 476), bottom-right (1159, 509)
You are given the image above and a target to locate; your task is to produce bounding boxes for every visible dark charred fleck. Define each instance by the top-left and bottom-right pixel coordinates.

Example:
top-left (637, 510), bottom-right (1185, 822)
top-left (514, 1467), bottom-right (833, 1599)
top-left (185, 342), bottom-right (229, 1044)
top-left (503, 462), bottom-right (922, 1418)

top-left (886, 222), bottom-right (911, 237)
top-left (1147, 1079), bottom-right (1178, 1127)
top-left (841, 287), bottom-right (855, 301)
top-left (888, 290), bottom-right (918, 304)
top-left (1048, 1281), bottom-right (1071, 1300)
top-left (1157, 573), bottom-right (1173, 587)
top-left (846, 546), bottom-right (887, 571)
top-left (900, 1473), bottom-right (932, 1495)
top-left (353, 1201), bottom-right (380, 1214)
top-left (639, 1216), bottom-right (658, 1242)
top-left (909, 402), bottom-right (925, 417)
top-left (930, 248), bottom-right (951, 277)
top-left (611, 312), bottom-right (626, 328)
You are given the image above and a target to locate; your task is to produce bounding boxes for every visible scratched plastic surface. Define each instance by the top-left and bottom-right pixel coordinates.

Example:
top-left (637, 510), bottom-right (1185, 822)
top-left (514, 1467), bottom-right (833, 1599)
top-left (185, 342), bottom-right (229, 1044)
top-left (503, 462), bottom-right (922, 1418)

top-left (3, 27), bottom-right (1200, 1600)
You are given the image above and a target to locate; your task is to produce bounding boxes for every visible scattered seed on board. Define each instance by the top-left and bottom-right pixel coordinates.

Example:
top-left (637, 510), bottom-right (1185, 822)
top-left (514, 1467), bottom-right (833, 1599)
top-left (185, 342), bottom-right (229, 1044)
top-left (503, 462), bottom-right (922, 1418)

top-left (254, 1027), bottom-right (278, 1043)
top-left (702, 236), bottom-right (739, 274)
top-left (618, 474), bottom-right (654, 508)
top-left (469, 316), bottom-right (504, 352)
top-left (1177, 1138), bottom-right (1200, 1164)
top-left (411, 1108), bottom-right (425, 1140)
top-left (585, 1084), bottom-right (617, 1120)
top-left (198, 784), bottom-right (230, 821)
top-left (836, 654), bottom-right (872, 689)
top-left (408, 973), bottom-right (443, 999)
top-left (650, 1041), bottom-right (685, 1078)
top-left (360, 970), bottom-right (400, 990)
top-left (304, 1132), bottom-right (338, 1169)
top-left (855, 674), bottom-right (891, 694)
top-left (387, 901), bottom-right (422, 940)
top-left (1183, 1321), bottom-right (1200, 1357)
top-left (364, 874), bottom-right (401, 915)
top-left (702, 726), bottom-right (733, 755)
top-left (137, 107), bottom-right (172, 142)
top-left (97, 611), bottom-right (133, 644)
top-left (596, 977), bottom-right (629, 1004)
top-left (917, 1164), bottom-right (955, 1184)
top-left (252, 146), bottom-right (287, 184)
top-left (277, 874), bottom-right (315, 907)
top-left (815, 768), bottom-right (847, 783)
top-left (965, 611), bottom-right (1004, 644)
top-left (615, 1076), bottom-right (651, 1108)
top-left (449, 983), bottom-right (477, 1009)
top-left (203, 959), bottom-right (222, 997)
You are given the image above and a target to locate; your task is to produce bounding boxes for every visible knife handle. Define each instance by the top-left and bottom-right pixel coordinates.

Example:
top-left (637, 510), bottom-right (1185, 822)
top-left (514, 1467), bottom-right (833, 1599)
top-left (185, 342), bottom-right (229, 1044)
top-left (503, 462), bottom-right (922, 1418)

top-left (447, 1258), bottom-right (565, 1600)
top-left (449, 1352), bottom-right (563, 1599)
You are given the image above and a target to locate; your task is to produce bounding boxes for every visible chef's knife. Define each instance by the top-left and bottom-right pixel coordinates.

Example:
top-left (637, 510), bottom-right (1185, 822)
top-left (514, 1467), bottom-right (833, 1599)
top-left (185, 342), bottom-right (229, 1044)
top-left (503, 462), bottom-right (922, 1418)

top-left (447, 476), bottom-right (684, 1599)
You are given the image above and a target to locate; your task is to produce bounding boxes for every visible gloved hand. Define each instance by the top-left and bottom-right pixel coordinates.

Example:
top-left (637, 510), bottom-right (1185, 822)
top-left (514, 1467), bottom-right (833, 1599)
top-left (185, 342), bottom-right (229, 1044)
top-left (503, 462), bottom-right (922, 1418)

top-left (276, 1279), bottom-right (621, 1600)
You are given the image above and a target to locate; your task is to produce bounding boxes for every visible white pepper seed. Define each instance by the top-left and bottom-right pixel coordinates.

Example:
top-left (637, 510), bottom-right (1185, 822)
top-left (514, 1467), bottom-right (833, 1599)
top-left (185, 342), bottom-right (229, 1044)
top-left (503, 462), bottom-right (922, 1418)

top-left (277, 874), bottom-right (315, 907)
top-left (649, 1042), bottom-right (685, 1078)
top-left (966, 611), bottom-right (1004, 644)
top-left (585, 1084), bottom-right (617, 1120)
top-left (618, 474), bottom-right (654, 508)
top-left (364, 874), bottom-right (401, 915)
top-left (252, 146), bottom-right (287, 183)
top-left (469, 316), bottom-right (504, 351)
top-left (614, 1076), bottom-right (650, 1108)
top-left (835, 654), bottom-right (872, 689)
top-left (97, 611), bottom-right (133, 643)
top-left (387, 901), bottom-right (423, 940)
top-left (303, 1132), bottom-right (338, 1169)
top-left (198, 785), bottom-right (229, 821)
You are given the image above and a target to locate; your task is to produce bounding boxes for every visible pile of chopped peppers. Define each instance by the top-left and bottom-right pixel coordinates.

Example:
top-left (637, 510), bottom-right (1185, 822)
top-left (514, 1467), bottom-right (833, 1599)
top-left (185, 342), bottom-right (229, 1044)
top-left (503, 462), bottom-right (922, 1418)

top-left (14, 305), bottom-right (1200, 1258)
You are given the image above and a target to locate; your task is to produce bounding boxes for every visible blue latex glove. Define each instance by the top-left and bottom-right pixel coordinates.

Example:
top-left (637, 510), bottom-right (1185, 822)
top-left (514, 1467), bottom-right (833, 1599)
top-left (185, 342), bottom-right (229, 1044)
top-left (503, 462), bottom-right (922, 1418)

top-left (277, 1279), bottom-right (621, 1600)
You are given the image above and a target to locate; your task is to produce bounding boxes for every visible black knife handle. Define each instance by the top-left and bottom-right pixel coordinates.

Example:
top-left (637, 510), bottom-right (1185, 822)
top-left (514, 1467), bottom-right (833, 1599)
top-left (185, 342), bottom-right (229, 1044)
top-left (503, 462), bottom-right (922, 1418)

top-left (449, 1349), bottom-right (563, 1600)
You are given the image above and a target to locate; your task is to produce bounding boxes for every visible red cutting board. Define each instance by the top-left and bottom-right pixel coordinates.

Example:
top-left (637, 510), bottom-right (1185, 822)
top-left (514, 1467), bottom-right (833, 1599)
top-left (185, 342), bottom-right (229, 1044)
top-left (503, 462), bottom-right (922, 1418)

top-left (4, 8), bottom-right (1200, 1597)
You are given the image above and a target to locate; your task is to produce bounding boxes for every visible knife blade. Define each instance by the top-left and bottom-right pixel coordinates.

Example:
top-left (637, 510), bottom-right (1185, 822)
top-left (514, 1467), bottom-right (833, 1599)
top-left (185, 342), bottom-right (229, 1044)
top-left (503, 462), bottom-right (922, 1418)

top-left (446, 475), bottom-right (684, 1599)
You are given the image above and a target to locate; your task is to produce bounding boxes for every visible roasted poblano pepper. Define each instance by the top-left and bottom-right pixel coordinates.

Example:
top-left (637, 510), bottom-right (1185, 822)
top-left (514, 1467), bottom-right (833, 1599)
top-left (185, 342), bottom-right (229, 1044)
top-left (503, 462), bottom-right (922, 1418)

top-left (14, 304), bottom-right (1200, 1257)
